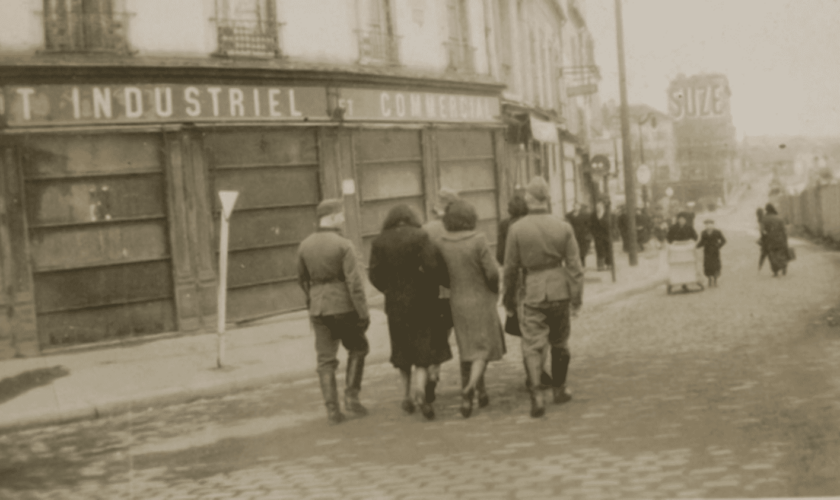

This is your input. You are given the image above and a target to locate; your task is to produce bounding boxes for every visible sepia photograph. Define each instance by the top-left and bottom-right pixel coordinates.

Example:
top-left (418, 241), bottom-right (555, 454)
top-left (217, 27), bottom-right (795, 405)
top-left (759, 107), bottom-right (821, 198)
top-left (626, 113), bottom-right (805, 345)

top-left (0, 0), bottom-right (839, 498)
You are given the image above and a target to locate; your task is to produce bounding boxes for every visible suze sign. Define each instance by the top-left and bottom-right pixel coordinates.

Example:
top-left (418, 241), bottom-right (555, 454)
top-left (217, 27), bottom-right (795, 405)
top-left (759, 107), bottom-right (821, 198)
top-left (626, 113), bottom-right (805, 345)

top-left (2, 84), bottom-right (328, 126)
top-left (667, 75), bottom-right (731, 121)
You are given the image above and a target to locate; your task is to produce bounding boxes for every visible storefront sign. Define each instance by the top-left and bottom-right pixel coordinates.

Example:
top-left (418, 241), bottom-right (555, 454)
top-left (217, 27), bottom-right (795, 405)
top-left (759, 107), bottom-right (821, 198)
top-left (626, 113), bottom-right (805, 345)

top-left (667, 74), bottom-right (731, 121)
top-left (2, 84), bottom-right (328, 126)
top-left (336, 88), bottom-right (500, 123)
top-left (529, 114), bottom-right (559, 144)
top-left (566, 84), bottom-right (598, 97)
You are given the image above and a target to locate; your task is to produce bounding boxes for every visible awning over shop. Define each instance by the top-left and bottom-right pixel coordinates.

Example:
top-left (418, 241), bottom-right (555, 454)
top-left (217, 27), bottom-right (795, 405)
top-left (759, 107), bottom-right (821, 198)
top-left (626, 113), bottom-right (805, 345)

top-left (529, 114), bottom-right (559, 144)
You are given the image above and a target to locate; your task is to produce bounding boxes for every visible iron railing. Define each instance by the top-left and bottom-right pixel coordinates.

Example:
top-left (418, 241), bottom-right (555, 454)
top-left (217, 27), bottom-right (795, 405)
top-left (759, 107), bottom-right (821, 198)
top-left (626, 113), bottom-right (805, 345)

top-left (445, 40), bottom-right (475, 73)
top-left (357, 29), bottom-right (399, 64)
top-left (214, 19), bottom-right (281, 58)
top-left (43, 11), bottom-right (131, 53)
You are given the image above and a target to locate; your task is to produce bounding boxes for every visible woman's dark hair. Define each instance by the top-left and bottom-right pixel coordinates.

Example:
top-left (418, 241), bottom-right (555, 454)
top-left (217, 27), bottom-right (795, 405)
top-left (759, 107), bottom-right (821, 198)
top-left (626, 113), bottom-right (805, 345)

top-left (765, 203), bottom-right (778, 215)
top-left (382, 204), bottom-right (422, 231)
top-left (507, 196), bottom-right (529, 218)
top-left (443, 199), bottom-right (478, 232)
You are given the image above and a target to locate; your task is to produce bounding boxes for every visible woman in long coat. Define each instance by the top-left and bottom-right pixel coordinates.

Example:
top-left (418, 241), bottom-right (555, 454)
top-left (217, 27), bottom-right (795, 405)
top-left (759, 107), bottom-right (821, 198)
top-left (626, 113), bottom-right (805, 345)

top-left (437, 200), bottom-right (506, 418)
top-left (369, 205), bottom-right (452, 420)
top-left (761, 203), bottom-right (789, 276)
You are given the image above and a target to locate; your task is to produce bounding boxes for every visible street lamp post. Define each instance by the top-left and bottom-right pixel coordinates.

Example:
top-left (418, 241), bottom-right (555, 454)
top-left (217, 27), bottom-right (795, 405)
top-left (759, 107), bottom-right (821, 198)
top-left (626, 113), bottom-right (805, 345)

top-left (615, 0), bottom-right (638, 266)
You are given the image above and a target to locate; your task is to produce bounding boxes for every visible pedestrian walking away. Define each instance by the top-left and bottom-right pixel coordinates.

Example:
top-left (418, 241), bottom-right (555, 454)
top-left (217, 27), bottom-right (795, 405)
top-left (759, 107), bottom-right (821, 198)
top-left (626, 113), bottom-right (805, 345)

top-left (503, 176), bottom-right (584, 418)
top-left (421, 188), bottom-right (461, 409)
top-left (497, 195), bottom-right (529, 266)
top-left (761, 203), bottom-right (790, 277)
top-left (297, 199), bottom-right (371, 425)
top-left (696, 219), bottom-right (727, 287)
top-left (566, 203), bottom-right (592, 268)
top-left (369, 204), bottom-right (452, 420)
top-left (591, 200), bottom-right (613, 271)
top-left (438, 199), bottom-right (506, 418)
top-left (756, 207), bottom-right (769, 271)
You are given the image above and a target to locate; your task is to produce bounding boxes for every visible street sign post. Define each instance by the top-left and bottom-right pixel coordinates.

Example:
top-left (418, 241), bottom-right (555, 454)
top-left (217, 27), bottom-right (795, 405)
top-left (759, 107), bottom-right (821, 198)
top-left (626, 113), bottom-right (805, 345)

top-left (217, 190), bottom-right (239, 369)
top-left (636, 164), bottom-right (651, 185)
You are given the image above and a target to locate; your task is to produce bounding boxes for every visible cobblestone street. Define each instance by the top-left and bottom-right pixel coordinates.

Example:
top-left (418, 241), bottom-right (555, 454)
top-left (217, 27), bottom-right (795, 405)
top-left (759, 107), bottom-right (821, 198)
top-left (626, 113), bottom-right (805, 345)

top-left (1, 214), bottom-right (840, 499)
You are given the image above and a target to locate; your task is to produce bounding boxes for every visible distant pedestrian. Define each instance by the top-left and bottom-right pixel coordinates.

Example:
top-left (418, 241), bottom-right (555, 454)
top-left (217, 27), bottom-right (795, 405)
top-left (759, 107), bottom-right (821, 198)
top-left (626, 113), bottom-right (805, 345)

top-left (591, 200), bottom-right (613, 271)
top-left (756, 207), bottom-right (768, 271)
top-left (297, 199), bottom-right (371, 425)
top-left (504, 177), bottom-right (584, 418)
top-left (421, 188), bottom-right (461, 407)
top-left (666, 212), bottom-right (698, 243)
top-left (566, 203), bottom-right (592, 268)
top-left (497, 195), bottom-right (529, 265)
top-left (761, 203), bottom-right (790, 277)
top-left (369, 204), bottom-right (452, 420)
top-left (696, 219), bottom-right (726, 287)
top-left (438, 200), bottom-right (506, 418)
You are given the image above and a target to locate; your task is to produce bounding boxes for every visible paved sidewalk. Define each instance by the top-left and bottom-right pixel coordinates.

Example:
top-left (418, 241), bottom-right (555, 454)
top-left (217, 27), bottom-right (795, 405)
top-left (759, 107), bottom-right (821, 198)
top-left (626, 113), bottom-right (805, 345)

top-left (0, 242), bottom-right (666, 433)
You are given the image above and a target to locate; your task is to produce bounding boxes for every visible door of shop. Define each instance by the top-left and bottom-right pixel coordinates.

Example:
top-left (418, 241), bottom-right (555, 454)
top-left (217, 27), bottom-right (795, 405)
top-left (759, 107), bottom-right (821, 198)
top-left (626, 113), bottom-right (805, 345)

top-left (21, 133), bottom-right (177, 347)
top-left (204, 128), bottom-right (320, 323)
top-left (354, 129), bottom-right (427, 262)
top-left (435, 129), bottom-right (499, 251)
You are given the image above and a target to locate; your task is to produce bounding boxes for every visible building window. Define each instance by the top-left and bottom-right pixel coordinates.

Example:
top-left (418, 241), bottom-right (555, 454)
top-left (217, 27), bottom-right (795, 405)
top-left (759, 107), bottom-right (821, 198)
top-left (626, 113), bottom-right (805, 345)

top-left (214, 0), bottom-right (280, 58)
top-left (445, 0), bottom-right (474, 72)
top-left (494, 0), bottom-right (513, 86)
top-left (43, 0), bottom-right (130, 53)
top-left (357, 0), bottom-right (399, 64)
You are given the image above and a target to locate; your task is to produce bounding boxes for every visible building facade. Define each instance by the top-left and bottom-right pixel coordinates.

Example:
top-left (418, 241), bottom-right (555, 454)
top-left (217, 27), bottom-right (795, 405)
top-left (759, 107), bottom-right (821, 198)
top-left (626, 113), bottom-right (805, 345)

top-left (0, 0), bottom-right (602, 358)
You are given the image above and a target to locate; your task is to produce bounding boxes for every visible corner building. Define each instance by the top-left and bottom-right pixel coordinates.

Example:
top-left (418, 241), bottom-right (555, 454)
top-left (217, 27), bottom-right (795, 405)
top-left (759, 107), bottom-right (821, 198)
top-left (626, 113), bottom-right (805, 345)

top-left (0, 0), bottom-right (602, 358)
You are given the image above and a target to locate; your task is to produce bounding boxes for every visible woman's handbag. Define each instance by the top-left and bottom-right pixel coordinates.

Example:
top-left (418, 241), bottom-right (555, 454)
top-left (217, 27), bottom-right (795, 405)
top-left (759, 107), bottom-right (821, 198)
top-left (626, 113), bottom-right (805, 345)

top-left (504, 311), bottom-right (522, 337)
top-left (787, 247), bottom-right (797, 261)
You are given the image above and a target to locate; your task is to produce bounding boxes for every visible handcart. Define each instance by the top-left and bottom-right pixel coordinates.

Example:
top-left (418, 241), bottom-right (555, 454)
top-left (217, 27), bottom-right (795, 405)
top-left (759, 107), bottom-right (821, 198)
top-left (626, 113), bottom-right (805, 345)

top-left (666, 241), bottom-right (704, 294)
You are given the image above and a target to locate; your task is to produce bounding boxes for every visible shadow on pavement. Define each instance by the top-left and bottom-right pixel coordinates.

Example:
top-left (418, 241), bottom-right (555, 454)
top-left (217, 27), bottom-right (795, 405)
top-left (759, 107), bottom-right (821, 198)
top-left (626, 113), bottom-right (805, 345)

top-left (0, 366), bottom-right (69, 405)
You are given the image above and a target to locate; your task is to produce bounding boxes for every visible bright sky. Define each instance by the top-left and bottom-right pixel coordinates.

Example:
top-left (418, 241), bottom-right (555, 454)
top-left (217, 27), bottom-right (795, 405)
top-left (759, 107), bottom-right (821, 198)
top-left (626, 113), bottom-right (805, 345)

top-left (586, 0), bottom-right (840, 138)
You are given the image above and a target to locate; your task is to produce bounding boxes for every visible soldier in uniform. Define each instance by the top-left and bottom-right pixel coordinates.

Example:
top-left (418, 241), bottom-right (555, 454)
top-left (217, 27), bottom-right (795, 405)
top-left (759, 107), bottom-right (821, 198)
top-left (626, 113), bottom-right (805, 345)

top-left (297, 199), bottom-right (371, 424)
top-left (503, 177), bottom-right (584, 418)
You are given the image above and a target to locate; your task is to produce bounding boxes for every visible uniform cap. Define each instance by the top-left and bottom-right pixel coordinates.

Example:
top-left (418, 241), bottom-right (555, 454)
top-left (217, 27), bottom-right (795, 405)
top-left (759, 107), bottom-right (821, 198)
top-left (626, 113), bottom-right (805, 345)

top-left (525, 176), bottom-right (550, 202)
top-left (316, 198), bottom-right (344, 218)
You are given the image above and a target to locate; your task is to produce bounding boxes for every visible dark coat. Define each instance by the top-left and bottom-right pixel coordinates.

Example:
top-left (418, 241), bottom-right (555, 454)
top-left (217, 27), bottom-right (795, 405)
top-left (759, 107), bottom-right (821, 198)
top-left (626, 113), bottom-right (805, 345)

top-left (591, 209), bottom-right (613, 264)
top-left (438, 231), bottom-right (505, 362)
top-left (566, 210), bottom-right (592, 257)
top-left (667, 223), bottom-right (698, 243)
top-left (761, 213), bottom-right (789, 273)
top-left (297, 228), bottom-right (368, 319)
top-left (369, 223), bottom-right (452, 369)
top-left (696, 229), bottom-right (726, 276)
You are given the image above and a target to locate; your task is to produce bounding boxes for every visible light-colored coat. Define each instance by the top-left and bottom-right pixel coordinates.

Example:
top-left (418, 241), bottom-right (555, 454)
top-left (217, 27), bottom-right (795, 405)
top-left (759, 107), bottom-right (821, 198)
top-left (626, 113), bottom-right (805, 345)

top-left (503, 208), bottom-right (584, 310)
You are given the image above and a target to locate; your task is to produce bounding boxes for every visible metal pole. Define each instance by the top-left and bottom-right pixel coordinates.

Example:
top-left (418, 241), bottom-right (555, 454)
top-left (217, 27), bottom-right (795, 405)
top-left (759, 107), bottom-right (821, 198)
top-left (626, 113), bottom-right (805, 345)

top-left (615, 0), bottom-right (638, 266)
top-left (217, 213), bottom-right (230, 369)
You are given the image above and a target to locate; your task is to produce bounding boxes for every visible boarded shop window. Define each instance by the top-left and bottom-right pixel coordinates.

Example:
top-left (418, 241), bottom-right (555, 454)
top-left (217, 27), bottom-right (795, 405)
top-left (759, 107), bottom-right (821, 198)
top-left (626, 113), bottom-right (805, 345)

top-left (22, 134), bottom-right (175, 347)
top-left (446, 0), bottom-right (474, 72)
top-left (355, 130), bottom-right (425, 263)
top-left (204, 128), bottom-right (319, 322)
top-left (214, 0), bottom-right (281, 58)
top-left (43, 0), bottom-right (130, 53)
top-left (358, 0), bottom-right (399, 64)
top-left (436, 130), bottom-right (499, 251)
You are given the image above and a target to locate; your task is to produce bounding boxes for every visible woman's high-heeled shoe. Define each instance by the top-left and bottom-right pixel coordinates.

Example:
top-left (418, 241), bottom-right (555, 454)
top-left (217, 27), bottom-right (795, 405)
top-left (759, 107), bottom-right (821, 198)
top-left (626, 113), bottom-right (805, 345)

top-left (460, 388), bottom-right (474, 418)
top-left (401, 398), bottom-right (415, 414)
top-left (416, 393), bottom-right (435, 420)
top-left (477, 390), bottom-right (489, 409)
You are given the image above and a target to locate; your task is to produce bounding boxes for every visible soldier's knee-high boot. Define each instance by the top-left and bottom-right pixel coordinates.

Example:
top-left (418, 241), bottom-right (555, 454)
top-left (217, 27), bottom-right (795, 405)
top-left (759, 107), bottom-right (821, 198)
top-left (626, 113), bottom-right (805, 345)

top-left (344, 354), bottom-right (368, 417)
top-left (524, 354), bottom-right (545, 418)
top-left (460, 361), bottom-right (473, 418)
top-left (550, 347), bottom-right (572, 404)
top-left (318, 371), bottom-right (345, 425)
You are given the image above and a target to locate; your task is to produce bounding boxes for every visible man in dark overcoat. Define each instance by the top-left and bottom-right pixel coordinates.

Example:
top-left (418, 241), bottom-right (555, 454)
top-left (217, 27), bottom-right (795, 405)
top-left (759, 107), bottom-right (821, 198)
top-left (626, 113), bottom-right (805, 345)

top-left (297, 199), bottom-right (370, 425)
top-left (503, 177), bottom-right (584, 418)
top-left (566, 203), bottom-right (592, 268)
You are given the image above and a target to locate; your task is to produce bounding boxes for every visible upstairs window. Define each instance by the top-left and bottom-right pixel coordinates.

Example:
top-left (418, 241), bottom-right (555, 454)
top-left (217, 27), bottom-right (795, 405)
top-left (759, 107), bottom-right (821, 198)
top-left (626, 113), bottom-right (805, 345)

top-left (445, 0), bottom-right (474, 72)
top-left (357, 0), bottom-right (399, 64)
top-left (43, 0), bottom-right (130, 53)
top-left (214, 0), bottom-right (280, 58)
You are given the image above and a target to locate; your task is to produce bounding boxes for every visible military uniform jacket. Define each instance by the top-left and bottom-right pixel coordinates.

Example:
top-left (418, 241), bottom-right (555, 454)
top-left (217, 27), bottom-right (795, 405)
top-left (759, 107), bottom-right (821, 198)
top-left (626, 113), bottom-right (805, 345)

top-left (503, 209), bottom-right (584, 310)
top-left (297, 228), bottom-right (369, 319)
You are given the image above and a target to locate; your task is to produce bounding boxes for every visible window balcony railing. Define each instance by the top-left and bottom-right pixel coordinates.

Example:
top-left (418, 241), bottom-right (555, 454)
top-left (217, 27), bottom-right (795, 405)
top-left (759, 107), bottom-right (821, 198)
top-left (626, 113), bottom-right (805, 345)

top-left (357, 29), bottom-right (399, 64)
top-left (214, 18), bottom-right (281, 58)
top-left (445, 40), bottom-right (475, 73)
top-left (43, 11), bottom-right (131, 53)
